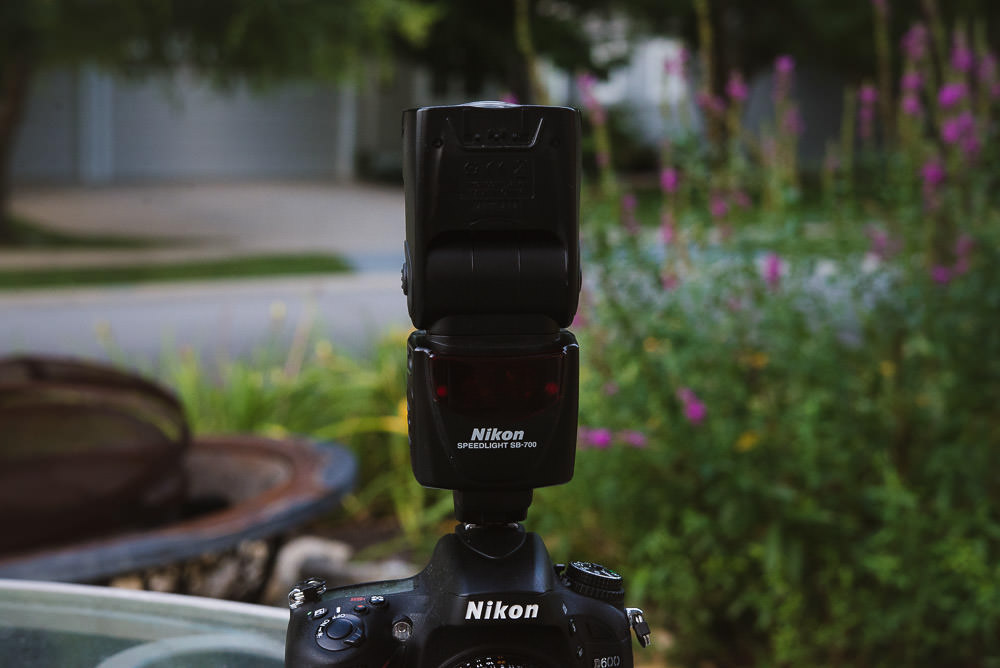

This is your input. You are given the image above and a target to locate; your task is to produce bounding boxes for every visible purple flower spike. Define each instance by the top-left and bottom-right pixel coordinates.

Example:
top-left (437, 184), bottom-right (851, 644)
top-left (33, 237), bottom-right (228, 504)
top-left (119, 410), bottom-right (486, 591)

top-left (931, 265), bottom-right (952, 284)
top-left (676, 387), bottom-right (707, 425)
top-left (763, 252), bottom-right (783, 290)
top-left (921, 159), bottom-right (946, 188)
top-left (859, 84), bottom-right (879, 105)
top-left (902, 94), bottom-right (922, 116)
top-left (726, 71), bottom-right (749, 102)
top-left (782, 106), bottom-right (805, 135)
top-left (579, 427), bottom-right (613, 449)
top-left (901, 70), bottom-right (922, 92)
top-left (951, 30), bottom-right (975, 73)
top-left (902, 23), bottom-right (929, 62)
top-left (775, 55), bottom-right (795, 75)
top-left (938, 82), bottom-right (967, 109)
top-left (660, 211), bottom-right (676, 245)
top-left (660, 166), bottom-right (679, 194)
top-left (618, 430), bottom-right (648, 448)
top-left (709, 193), bottom-right (729, 219)
top-left (622, 193), bottom-right (638, 212)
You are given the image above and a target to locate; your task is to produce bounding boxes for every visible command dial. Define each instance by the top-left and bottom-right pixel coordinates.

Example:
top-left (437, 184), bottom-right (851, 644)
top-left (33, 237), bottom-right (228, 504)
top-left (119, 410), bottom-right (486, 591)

top-left (565, 561), bottom-right (625, 605)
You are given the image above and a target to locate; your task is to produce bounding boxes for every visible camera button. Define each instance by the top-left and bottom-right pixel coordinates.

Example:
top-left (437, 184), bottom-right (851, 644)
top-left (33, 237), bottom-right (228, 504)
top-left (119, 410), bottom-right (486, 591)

top-left (353, 603), bottom-right (369, 615)
top-left (368, 594), bottom-right (388, 608)
top-left (309, 607), bottom-right (328, 619)
top-left (326, 618), bottom-right (355, 640)
top-left (344, 628), bottom-right (366, 647)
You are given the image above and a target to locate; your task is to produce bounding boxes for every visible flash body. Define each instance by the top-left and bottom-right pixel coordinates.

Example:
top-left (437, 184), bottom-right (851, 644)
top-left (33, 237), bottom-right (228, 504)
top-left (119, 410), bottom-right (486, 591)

top-left (401, 103), bottom-right (583, 524)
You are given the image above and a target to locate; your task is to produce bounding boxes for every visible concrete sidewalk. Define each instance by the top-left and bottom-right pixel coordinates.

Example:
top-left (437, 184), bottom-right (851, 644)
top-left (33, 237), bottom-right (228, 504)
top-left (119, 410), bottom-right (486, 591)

top-left (4, 181), bottom-right (406, 271)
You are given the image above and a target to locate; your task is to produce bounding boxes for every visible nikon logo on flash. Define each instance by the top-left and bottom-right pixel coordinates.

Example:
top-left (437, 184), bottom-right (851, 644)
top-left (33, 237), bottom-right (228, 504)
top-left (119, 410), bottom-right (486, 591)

top-left (471, 427), bottom-right (524, 441)
top-left (465, 600), bottom-right (540, 621)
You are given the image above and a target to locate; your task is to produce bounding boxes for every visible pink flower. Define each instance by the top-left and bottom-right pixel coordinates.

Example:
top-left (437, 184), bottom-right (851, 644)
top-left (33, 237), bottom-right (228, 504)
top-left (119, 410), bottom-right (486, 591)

top-left (618, 430), bottom-right (648, 448)
top-left (951, 30), bottom-right (975, 73)
top-left (866, 227), bottom-right (896, 259)
top-left (733, 190), bottom-right (752, 209)
top-left (901, 94), bottom-right (922, 116)
top-left (859, 84), bottom-right (879, 105)
top-left (709, 193), bottom-right (729, 219)
top-left (577, 72), bottom-right (606, 125)
top-left (660, 167), bottom-right (679, 194)
top-left (902, 23), bottom-right (929, 62)
top-left (941, 116), bottom-right (963, 144)
top-left (901, 70), bottom-right (922, 92)
top-left (696, 91), bottom-right (726, 115)
top-left (726, 71), bottom-right (749, 102)
top-left (664, 47), bottom-right (689, 76)
top-left (782, 106), bottom-right (804, 135)
top-left (921, 158), bottom-right (945, 209)
top-left (773, 55), bottom-right (795, 101)
top-left (660, 211), bottom-right (676, 245)
top-left (500, 92), bottom-right (519, 104)
top-left (954, 234), bottom-right (975, 275)
top-left (978, 52), bottom-right (998, 86)
top-left (930, 265), bottom-right (952, 284)
top-left (661, 271), bottom-right (680, 291)
top-left (955, 234), bottom-right (975, 257)
top-left (921, 159), bottom-right (946, 189)
top-left (676, 387), bottom-right (707, 425)
top-left (763, 252), bottom-right (783, 290)
top-left (621, 194), bottom-right (639, 235)
top-left (938, 82), bottom-right (967, 109)
top-left (579, 427), bottom-right (612, 449)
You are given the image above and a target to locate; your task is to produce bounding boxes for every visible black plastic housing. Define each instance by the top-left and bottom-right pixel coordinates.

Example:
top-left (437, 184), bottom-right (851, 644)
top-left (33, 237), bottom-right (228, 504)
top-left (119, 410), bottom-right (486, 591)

top-left (285, 525), bottom-right (634, 668)
top-left (406, 331), bottom-right (579, 505)
top-left (402, 102), bottom-right (582, 335)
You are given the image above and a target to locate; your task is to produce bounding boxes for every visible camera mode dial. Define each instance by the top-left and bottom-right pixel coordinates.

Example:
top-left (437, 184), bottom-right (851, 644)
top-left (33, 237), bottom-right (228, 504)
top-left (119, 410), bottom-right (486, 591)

top-left (565, 561), bottom-right (625, 605)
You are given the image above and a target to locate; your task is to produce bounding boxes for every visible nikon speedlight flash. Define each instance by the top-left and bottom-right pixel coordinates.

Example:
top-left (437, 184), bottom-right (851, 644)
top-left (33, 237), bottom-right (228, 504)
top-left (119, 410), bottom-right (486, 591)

top-left (402, 102), bottom-right (582, 524)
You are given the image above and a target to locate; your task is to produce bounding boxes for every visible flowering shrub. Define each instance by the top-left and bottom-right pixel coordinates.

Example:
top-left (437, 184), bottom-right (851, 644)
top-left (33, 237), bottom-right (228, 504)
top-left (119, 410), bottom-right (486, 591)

top-left (536, 2), bottom-right (1000, 666)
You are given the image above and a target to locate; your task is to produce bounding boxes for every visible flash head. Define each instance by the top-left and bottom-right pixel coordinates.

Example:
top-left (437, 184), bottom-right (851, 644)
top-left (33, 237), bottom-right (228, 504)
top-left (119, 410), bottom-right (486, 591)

top-left (402, 102), bottom-right (581, 335)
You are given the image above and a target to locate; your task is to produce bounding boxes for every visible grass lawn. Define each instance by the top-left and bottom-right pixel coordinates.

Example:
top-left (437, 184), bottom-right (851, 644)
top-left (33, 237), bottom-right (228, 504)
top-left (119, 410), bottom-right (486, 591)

top-left (0, 253), bottom-right (352, 290)
top-left (0, 215), bottom-right (167, 249)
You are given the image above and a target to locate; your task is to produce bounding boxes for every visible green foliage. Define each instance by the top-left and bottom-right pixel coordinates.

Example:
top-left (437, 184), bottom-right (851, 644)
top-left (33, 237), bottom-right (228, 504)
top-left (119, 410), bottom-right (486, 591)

top-left (536, 222), bottom-right (1000, 665)
top-left (0, 253), bottom-right (351, 290)
top-left (1, 0), bottom-right (437, 83)
top-left (161, 328), bottom-right (451, 553)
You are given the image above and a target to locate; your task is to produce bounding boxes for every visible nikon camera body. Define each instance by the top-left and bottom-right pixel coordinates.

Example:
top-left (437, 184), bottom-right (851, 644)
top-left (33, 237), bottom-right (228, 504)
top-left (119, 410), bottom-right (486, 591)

top-left (285, 102), bottom-right (650, 668)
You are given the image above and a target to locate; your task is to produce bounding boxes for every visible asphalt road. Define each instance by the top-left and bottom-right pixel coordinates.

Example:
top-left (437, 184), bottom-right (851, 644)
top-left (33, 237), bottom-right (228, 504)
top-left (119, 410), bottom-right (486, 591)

top-left (1, 182), bottom-right (411, 364)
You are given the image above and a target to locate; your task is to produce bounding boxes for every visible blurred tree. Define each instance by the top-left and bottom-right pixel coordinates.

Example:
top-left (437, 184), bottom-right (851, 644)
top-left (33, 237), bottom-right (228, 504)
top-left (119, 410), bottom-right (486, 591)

top-left (403, 0), bottom-right (1000, 103)
top-left (0, 0), bottom-right (436, 240)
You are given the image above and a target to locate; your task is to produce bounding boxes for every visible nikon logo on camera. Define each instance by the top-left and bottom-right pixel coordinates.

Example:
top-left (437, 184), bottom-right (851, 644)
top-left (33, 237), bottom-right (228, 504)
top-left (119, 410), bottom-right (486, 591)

top-left (465, 599), bottom-right (540, 621)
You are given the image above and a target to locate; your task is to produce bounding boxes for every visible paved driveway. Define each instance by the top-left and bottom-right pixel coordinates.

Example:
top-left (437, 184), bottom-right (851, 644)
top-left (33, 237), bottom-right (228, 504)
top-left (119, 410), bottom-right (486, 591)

top-left (1, 181), bottom-right (411, 361)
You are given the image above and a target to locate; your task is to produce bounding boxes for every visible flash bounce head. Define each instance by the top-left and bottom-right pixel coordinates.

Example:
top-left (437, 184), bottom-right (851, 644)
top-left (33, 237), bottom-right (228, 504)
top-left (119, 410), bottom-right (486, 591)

top-left (401, 101), bottom-right (581, 335)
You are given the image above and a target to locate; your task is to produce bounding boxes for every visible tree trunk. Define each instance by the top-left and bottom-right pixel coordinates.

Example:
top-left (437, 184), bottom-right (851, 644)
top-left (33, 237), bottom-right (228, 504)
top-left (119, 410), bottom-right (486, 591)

top-left (0, 56), bottom-right (34, 241)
